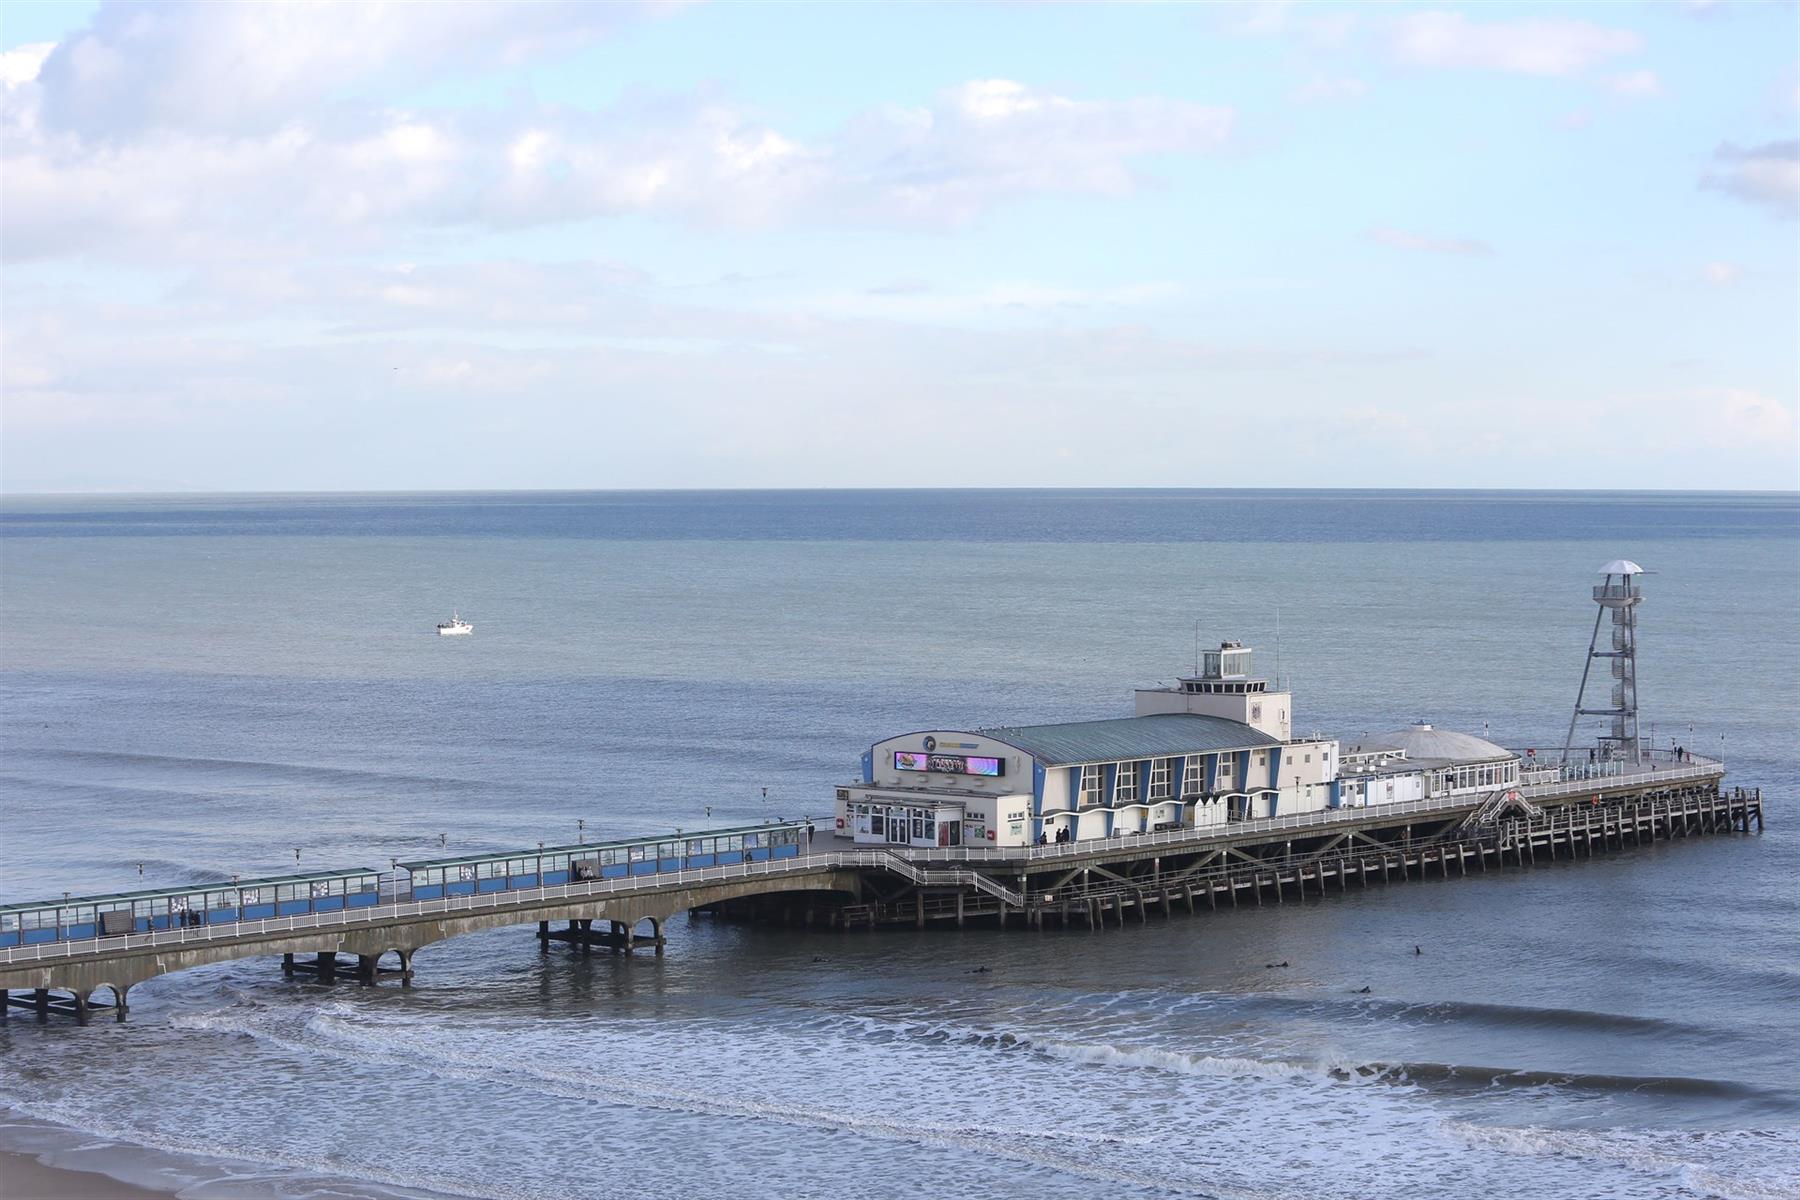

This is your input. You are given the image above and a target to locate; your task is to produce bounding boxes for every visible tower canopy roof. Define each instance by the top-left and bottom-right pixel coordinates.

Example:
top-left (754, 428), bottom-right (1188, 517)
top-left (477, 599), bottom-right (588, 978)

top-left (1599, 559), bottom-right (1644, 576)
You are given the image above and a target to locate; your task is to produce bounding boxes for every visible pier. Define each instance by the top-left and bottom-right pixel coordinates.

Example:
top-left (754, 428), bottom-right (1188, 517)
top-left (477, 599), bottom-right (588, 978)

top-left (0, 756), bottom-right (1760, 1024)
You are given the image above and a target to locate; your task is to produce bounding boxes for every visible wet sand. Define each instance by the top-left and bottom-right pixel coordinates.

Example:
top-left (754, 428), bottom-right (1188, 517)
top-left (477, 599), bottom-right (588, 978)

top-left (0, 1151), bottom-right (170, 1199)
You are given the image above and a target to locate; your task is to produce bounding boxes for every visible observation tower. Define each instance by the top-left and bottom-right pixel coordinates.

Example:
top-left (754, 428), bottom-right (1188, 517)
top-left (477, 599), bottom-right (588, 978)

top-left (1560, 560), bottom-right (1646, 764)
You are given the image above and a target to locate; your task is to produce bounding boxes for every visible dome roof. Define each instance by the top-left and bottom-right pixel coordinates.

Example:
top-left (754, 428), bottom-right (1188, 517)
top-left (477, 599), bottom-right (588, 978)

top-left (1599, 559), bottom-right (1644, 576)
top-left (1357, 722), bottom-right (1513, 764)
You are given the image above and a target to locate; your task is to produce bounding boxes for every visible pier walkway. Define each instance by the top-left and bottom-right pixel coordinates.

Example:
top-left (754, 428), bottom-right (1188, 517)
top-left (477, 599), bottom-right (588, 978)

top-left (0, 755), bottom-right (1758, 1023)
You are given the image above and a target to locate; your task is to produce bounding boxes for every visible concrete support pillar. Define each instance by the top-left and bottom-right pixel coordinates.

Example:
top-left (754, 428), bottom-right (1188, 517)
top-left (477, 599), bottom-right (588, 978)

top-left (651, 918), bottom-right (665, 957)
top-left (73, 990), bottom-right (90, 1026)
top-left (115, 986), bottom-right (130, 1022)
top-left (282, 953), bottom-right (295, 976)
top-left (1, 990), bottom-right (7, 1023)
top-left (955, 893), bottom-right (965, 927)
top-left (34, 988), bottom-right (49, 1023)
top-left (915, 892), bottom-right (925, 930)
top-left (398, 948), bottom-right (414, 987)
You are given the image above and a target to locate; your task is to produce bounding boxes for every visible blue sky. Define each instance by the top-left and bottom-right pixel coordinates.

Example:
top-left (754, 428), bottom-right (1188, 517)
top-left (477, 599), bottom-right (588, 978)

top-left (1, 1), bottom-right (1795, 491)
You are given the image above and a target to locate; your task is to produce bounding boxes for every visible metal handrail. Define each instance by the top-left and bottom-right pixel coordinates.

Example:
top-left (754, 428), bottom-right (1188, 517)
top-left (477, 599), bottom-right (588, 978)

top-left (0, 850), bottom-right (865, 969)
top-left (1, 762), bottom-right (1732, 970)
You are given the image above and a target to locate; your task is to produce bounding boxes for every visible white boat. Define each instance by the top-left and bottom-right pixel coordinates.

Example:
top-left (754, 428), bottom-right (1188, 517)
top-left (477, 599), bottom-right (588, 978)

top-left (436, 612), bottom-right (473, 637)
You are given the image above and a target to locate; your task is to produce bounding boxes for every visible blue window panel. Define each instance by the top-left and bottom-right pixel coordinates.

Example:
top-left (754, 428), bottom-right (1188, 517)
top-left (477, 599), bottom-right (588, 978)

top-left (541, 870), bottom-right (569, 886)
top-left (24, 928), bottom-right (59, 945)
top-left (347, 892), bottom-right (377, 908)
top-left (242, 903), bottom-right (276, 919)
top-left (208, 908), bottom-right (238, 923)
top-left (508, 874), bottom-right (538, 889)
top-left (277, 899), bottom-right (309, 916)
top-left (412, 884), bottom-right (443, 900)
top-left (136, 918), bottom-right (153, 932)
top-left (0, 931), bottom-right (17, 948)
top-left (630, 861), bottom-right (658, 876)
top-left (687, 854), bottom-right (716, 868)
top-left (67, 923), bottom-right (96, 938)
top-left (444, 881), bottom-right (475, 897)
top-left (477, 878), bottom-right (509, 894)
top-left (774, 844), bottom-right (800, 859)
top-left (151, 915), bottom-right (174, 930)
top-left (718, 851), bottom-right (743, 865)
top-left (601, 864), bottom-right (628, 879)
top-left (746, 848), bottom-right (769, 862)
top-left (313, 895), bottom-right (345, 912)
top-left (658, 857), bottom-right (681, 872)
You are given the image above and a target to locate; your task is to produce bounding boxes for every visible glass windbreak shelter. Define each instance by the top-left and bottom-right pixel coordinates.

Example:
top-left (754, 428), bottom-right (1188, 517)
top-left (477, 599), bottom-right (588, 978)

top-left (0, 868), bottom-right (382, 948)
top-left (399, 821), bottom-right (809, 901)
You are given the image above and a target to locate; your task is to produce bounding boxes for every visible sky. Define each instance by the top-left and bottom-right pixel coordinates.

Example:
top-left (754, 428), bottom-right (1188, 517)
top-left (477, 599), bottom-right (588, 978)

top-left (1, 0), bottom-right (1796, 493)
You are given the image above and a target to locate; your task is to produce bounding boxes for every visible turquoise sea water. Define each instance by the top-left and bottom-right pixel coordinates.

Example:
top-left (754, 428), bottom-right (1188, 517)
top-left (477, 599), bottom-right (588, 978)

top-left (1, 490), bottom-right (1795, 1199)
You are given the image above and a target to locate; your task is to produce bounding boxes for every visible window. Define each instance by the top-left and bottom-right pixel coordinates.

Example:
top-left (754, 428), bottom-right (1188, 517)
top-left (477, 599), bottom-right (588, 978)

top-left (1148, 758), bottom-right (1171, 800)
top-left (870, 811), bottom-right (884, 836)
top-left (1115, 763), bottom-right (1138, 804)
top-left (1080, 765), bottom-right (1104, 807)
top-left (1183, 761), bottom-right (1204, 797)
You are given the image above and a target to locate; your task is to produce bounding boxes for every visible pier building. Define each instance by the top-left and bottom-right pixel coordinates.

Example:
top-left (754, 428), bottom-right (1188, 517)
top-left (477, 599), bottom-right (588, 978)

top-left (1334, 724), bottom-right (1522, 808)
top-left (833, 643), bottom-right (1524, 846)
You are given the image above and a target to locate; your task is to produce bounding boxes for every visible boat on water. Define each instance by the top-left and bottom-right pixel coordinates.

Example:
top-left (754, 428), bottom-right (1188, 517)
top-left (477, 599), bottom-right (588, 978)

top-left (436, 613), bottom-right (473, 636)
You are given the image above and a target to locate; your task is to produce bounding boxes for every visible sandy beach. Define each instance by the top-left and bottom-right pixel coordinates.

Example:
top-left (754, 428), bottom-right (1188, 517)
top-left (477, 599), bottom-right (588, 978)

top-left (0, 1151), bottom-right (170, 1199)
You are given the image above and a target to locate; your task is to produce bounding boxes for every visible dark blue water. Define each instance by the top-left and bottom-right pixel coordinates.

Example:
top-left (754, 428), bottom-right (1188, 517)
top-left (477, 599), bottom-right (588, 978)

top-left (1, 490), bottom-right (1795, 1200)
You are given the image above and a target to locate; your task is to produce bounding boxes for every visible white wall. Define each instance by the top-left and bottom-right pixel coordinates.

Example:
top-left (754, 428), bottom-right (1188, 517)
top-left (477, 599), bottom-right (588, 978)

top-left (1134, 686), bottom-right (1293, 742)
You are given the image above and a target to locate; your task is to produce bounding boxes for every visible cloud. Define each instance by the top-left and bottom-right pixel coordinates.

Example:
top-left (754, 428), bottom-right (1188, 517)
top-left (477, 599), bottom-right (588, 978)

top-left (1701, 140), bottom-right (1800, 219)
top-left (27, 1), bottom-right (663, 138)
top-left (1701, 388), bottom-right (1798, 449)
top-left (1223, 2), bottom-right (1359, 46)
top-left (1701, 261), bottom-right (1742, 286)
top-left (4, 62), bottom-right (1234, 260)
top-left (0, 41), bottom-right (54, 89)
top-left (1294, 76), bottom-right (1368, 104)
top-left (865, 278), bottom-right (933, 296)
top-left (1609, 69), bottom-right (1663, 99)
top-left (1367, 227), bottom-right (1491, 255)
top-left (1390, 12), bottom-right (1641, 76)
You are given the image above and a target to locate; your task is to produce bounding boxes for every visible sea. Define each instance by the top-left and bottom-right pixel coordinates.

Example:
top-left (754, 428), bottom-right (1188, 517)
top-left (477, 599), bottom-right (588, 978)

top-left (0, 489), bottom-right (1795, 1200)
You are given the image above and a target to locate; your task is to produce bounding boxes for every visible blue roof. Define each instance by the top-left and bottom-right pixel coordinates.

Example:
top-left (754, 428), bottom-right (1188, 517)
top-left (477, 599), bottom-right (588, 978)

top-left (978, 713), bottom-right (1280, 766)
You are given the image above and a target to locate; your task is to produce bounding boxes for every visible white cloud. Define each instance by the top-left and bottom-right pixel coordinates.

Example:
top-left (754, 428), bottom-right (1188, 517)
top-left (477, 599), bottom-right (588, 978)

top-left (1609, 69), bottom-right (1663, 99)
top-left (27, 1), bottom-right (661, 137)
top-left (1702, 388), bottom-right (1798, 449)
top-left (1701, 261), bottom-right (1742, 286)
top-left (1367, 227), bottom-right (1491, 255)
top-left (3, 66), bottom-right (1234, 259)
top-left (1390, 12), bottom-right (1641, 76)
top-left (0, 41), bottom-right (54, 89)
top-left (1294, 76), bottom-right (1368, 104)
top-left (1701, 140), bottom-right (1800, 219)
top-left (1224, 2), bottom-right (1359, 46)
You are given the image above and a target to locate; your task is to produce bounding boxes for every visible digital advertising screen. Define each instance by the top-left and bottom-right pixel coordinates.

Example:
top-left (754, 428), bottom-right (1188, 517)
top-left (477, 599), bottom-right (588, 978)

top-left (894, 751), bottom-right (1005, 777)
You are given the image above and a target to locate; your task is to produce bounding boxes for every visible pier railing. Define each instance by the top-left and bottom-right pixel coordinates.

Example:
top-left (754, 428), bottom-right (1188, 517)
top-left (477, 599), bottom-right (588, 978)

top-left (899, 756), bottom-right (1723, 867)
top-left (0, 847), bottom-right (1023, 969)
top-left (0, 758), bottom-right (1723, 969)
